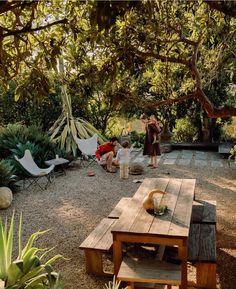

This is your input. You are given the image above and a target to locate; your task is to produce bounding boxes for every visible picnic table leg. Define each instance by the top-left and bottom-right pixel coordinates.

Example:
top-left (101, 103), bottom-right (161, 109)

top-left (178, 244), bottom-right (188, 289)
top-left (113, 236), bottom-right (122, 275)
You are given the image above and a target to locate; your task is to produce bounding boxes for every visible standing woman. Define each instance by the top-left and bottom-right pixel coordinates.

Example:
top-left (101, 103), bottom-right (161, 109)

top-left (140, 114), bottom-right (161, 168)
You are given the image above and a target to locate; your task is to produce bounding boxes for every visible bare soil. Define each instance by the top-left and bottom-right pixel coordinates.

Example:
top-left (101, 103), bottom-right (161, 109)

top-left (0, 157), bottom-right (235, 289)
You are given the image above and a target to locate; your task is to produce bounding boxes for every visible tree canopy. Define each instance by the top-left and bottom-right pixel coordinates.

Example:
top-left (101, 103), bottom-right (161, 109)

top-left (0, 0), bottom-right (236, 119)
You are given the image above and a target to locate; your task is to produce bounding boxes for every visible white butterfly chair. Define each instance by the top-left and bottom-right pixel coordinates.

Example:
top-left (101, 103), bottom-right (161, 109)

top-left (75, 134), bottom-right (98, 167)
top-left (15, 149), bottom-right (55, 190)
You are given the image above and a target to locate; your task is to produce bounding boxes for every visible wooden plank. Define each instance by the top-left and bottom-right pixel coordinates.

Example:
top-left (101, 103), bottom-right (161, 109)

top-left (117, 257), bottom-right (181, 285)
top-left (79, 218), bottom-right (115, 250)
top-left (202, 200), bottom-right (216, 224)
top-left (192, 200), bottom-right (216, 224)
top-left (95, 219), bottom-right (117, 250)
top-left (108, 197), bottom-right (132, 219)
top-left (130, 179), bottom-right (170, 234)
top-left (134, 283), bottom-right (166, 289)
top-left (112, 178), bottom-right (170, 233)
top-left (196, 263), bottom-right (216, 289)
top-left (191, 201), bottom-right (204, 223)
top-left (199, 224), bottom-right (216, 262)
top-left (112, 199), bottom-right (143, 233)
top-left (187, 224), bottom-right (200, 261)
top-left (187, 224), bottom-right (216, 262)
top-left (132, 178), bottom-right (170, 201)
top-left (169, 179), bottom-right (195, 237)
top-left (149, 178), bottom-right (182, 235)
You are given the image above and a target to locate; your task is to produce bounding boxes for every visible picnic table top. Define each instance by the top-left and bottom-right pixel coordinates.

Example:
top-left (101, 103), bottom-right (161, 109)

top-left (112, 178), bottom-right (196, 239)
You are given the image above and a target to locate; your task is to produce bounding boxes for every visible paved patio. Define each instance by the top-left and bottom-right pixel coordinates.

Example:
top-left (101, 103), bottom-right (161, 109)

top-left (130, 149), bottom-right (233, 168)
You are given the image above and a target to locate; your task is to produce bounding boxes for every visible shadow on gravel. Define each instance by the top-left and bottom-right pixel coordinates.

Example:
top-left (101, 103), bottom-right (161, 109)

top-left (217, 248), bottom-right (236, 289)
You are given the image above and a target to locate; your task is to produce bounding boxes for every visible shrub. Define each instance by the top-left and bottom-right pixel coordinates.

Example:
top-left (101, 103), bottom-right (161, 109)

top-left (172, 118), bottom-right (198, 143)
top-left (0, 159), bottom-right (17, 189)
top-left (130, 131), bottom-right (145, 148)
top-left (0, 123), bottom-right (65, 177)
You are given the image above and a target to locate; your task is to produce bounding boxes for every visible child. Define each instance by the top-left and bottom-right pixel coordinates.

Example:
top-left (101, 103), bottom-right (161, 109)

top-left (149, 115), bottom-right (160, 144)
top-left (115, 141), bottom-right (131, 179)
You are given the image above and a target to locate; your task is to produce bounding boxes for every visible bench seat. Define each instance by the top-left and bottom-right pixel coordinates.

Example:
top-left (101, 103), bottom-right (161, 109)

top-left (191, 200), bottom-right (216, 224)
top-left (188, 223), bottom-right (216, 288)
top-left (117, 257), bottom-right (181, 289)
top-left (79, 218), bottom-right (116, 276)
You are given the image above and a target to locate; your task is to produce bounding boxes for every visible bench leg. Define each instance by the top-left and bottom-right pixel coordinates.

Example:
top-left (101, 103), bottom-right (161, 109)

top-left (196, 263), bottom-right (216, 289)
top-left (84, 250), bottom-right (112, 276)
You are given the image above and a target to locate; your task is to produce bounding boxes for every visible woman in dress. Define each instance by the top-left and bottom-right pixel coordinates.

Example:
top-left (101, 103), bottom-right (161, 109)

top-left (140, 114), bottom-right (161, 168)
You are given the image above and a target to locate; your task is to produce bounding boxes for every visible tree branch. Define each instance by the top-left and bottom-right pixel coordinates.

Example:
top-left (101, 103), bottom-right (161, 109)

top-left (0, 18), bottom-right (68, 39)
top-left (132, 47), bottom-right (191, 68)
top-left (143, 93), bottom-right (196, 109)
top-left (195, 87), bottom-right (236, 118)
top-left (141, 90), bottom-right (236, 118)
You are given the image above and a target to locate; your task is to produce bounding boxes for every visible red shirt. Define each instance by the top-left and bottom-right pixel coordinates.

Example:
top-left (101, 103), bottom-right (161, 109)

top-left (95, 142), bottom-right (116, 160)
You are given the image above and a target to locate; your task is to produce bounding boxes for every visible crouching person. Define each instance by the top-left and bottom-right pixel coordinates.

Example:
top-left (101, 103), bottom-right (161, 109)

top-left (95, 137), bottom-right (119, 173)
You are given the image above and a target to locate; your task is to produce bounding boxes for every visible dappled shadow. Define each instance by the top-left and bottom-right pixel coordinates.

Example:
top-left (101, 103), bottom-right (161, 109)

top-left (217, 248), bottom-right (236, 289)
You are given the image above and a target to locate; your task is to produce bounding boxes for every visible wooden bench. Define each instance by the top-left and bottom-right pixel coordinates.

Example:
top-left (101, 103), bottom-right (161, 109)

top-left (108, 197), bottom-right (131, 219)
top-left (188, 223), bottom-right (216, 288)
top-left (79, 197), bottom-right (132, 276)
top-left (191, 200), bottom-right (216, 224)
top-left (79, 218), bottom-right (116, 276)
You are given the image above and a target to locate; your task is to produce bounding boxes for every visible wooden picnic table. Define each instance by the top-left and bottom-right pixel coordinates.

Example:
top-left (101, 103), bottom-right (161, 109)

top-left (111, 177), bottom-right (196, 289)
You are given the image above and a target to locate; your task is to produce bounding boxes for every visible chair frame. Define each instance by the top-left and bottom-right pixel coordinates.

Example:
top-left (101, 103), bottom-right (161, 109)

top-left (15, 149), bottom-right (54, 190)
top-left (76, 134), bottom-right (98, 168)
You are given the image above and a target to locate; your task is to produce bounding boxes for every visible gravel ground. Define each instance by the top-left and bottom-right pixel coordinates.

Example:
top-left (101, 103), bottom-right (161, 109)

top-left (0, 158), bottom-right (236, 289)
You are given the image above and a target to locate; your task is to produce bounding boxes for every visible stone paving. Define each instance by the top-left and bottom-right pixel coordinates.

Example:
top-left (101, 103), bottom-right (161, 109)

top-left (130, 148), bottom-right (230, 168)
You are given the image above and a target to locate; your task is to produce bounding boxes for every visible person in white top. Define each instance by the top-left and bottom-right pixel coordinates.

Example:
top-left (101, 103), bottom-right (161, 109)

top-left (115, 141), bottom-right (131, 179)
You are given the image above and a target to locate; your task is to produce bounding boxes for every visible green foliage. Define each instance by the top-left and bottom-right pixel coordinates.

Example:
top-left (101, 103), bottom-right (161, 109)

top-left (0, 0), bottom-right (235, 143)
top-left (0, 213), bottom-right (64, 289)
top-left (172, 118), bottom-right (198, 143)
top-left (130, 131), bottom-right (145, 148)
top-left (0, 159), bottom-right (17, 189)
top-left (222, 117), bottom-right (236, 141)
top-left (0, 124), bottom-right (62, 177)
top-left (0, 81), bottom-right (61, 131)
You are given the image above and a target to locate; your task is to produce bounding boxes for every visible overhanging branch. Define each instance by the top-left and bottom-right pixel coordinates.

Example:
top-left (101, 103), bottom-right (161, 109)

top-left (0, 18), bottom-right (68, 39)
top-left (132, 46), bottom-right (191, 68)
top-left (143, 94), bottom-right (196, 109)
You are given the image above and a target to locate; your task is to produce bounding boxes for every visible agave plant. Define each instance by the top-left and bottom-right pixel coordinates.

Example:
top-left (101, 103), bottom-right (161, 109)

top-left (104, 276), bottom-right (127, 289)
top-left (0, 213), bottom-right (64, 289)
top-left (0, 159), bottom-right (17, 189)
top-left (0, 124), bottom-right (28, 159)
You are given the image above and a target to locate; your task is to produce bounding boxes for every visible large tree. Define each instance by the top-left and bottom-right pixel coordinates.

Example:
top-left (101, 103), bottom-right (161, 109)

top-left (88, 0), bottom-right (236, 118)
top-left (0, 0), bottom-right (236, 120)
